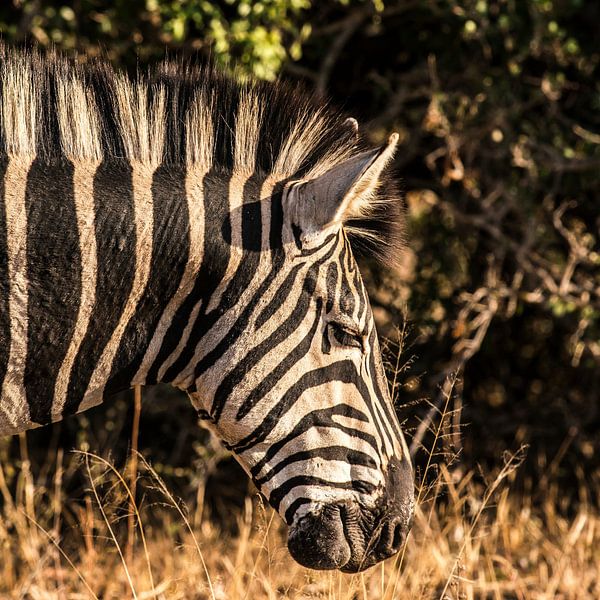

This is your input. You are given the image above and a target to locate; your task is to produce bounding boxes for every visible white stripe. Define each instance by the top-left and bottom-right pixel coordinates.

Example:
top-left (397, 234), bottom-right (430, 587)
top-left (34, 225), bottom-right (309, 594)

top-left (85, 162), bottom-right (155, 402)
top-left (204, 106), bottom-right (262, 314)
top-left (247, 426), bottom-right (382, 483)
top-left (279, 485), bottom-right (366, 521)
top-left (263, 460), bottom-right (382, 503)
top-left (0, 157), bottom-right (34, 430)
top-left (168, 176), bottom-right (275, 389)
top-left (52, 161), bottom-right (100, 419)
top-left (364, 321), bottom-right (397, 458)
top-left (170, 173), bottom-right (255, 386)
top-left (133, 165), bottom-right (207, 385)
top-left (190, 221), bottom-right (339, 422)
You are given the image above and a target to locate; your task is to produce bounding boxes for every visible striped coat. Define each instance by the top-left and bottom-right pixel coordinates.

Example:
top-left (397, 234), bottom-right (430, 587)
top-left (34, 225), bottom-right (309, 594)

top-left (0, 48), bottom-right (413, 572)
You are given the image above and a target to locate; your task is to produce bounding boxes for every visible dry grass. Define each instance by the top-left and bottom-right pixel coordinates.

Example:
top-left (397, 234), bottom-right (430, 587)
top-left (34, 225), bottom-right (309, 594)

top-left (0, 426), bottom-right (598, 600)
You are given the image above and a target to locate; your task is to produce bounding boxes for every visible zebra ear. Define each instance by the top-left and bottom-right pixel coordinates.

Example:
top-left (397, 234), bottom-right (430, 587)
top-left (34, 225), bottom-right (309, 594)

top-left (290, 133), bottom-right (398, 235)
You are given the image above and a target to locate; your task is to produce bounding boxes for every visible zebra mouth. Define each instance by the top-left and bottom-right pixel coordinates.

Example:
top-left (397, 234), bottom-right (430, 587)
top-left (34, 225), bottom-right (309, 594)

top-left (286, 501), bottom-right (410, 572)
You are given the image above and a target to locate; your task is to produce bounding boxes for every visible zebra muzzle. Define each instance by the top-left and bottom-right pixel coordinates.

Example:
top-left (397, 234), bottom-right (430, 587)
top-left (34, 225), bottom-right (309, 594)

top-left (286, 457), bottom-right (414, 572)
top-left (286, 499), bottom-right (411, 572)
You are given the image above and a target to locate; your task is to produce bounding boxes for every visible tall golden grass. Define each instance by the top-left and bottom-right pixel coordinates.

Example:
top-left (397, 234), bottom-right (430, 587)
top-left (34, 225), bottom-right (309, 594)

top-left (0, 407), bottom-right (598, 599)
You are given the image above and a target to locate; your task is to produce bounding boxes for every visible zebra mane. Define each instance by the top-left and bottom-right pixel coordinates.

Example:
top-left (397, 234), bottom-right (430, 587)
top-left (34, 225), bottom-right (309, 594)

top-left (0, 46), bottom-right (404, 266)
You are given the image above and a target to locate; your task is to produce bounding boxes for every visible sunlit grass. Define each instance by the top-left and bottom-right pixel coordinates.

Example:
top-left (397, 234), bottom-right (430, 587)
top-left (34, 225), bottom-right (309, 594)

top-left (0, 425), bottom-right (598, 599)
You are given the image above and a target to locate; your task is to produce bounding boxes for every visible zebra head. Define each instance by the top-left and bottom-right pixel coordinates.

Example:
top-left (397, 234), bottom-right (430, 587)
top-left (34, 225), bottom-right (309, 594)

top-left (187, 133), bottom-right (413, 572)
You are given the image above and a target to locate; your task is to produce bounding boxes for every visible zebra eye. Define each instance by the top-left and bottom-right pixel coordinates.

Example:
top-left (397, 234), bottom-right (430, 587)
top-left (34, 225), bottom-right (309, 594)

top-left (328, 322), bottom-right (363, 350)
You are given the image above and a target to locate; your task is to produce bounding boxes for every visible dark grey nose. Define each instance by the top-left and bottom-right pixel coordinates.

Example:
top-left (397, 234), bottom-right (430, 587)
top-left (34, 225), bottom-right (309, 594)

top-left (287, 502), bottom-right (412, 572)
top-left (366, 454), bottom-right (414, 564)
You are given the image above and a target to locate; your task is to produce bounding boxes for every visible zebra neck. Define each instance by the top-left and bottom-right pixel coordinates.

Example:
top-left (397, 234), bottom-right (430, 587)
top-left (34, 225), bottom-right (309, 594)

top-left (146, 169), bottom-right (274, 391)
top-left (0, 156), bottom-right (276, 434)
top-left (91, 160), bottom-right (197, 399)
top-left (75, 163), bottom-right (275, 402)
top-left (0, 158), bottom-right (191, 431)
top-left (92, 164), bottom-right (274, 402)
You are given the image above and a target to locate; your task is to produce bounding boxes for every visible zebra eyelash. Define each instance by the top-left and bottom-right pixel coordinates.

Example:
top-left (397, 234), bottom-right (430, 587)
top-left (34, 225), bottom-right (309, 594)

top-left (327, 322), bottom-right (364, 351)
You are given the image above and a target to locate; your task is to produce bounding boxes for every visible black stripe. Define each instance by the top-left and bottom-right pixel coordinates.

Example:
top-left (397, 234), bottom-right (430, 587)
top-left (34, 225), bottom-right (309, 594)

top-left (354, 268), bottom-right (366, 322)
top-left (321, 328), bottom-right (331, 355)
top-left (106, 164), bottom-right (190, 391)
top-left (254, 263), bottom-right (303, 331)
top-left (64, 160), bottom-right (136, 415)
top-left (158, 168), bottom-right (233, 382)
top-left (0, 158), bottom-right (9, 388)
top-left (135, 92), bottom-right (242, 383)
top-left (284, 498), bottom-right (313, 525)
top-left (212, 175), bottom-right (265, 314)
top-left (367, 327), bottom-right (403, 444)
top-left (240, 191), bottom-right (264, 252)
top-left (161, 171), bottom-right (267, 384)
top-left (346, 236), bottom-right (357, 273)
top-left (269, 185), bottom-right (285, 253)
top-left (186, 181), bottom-right (289, 389)
top-left (144, 272), bottom-right (199, 383)
top-left (300, 232), bottom-right (338, 257)
top-left (25, 159), bottom-right (81, 424)
top-left (339, 244), bottom-right (356, 317)
top-left (325, 262), bottom-right (338, 315)
top-left (234, 364), bottom-right (373, 455)
top-left (158, 178), bottom-right (288, 386)
top-left (245, 402), bottom-right (374, 473)
top-left (210, 244), bottom-right (336, 421)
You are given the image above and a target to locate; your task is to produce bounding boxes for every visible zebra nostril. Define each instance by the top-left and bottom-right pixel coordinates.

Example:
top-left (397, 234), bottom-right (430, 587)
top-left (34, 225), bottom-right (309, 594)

top-left (377, 517), bottom-right (406, 557)
top-left (391, 520), bottom-right (405, 552)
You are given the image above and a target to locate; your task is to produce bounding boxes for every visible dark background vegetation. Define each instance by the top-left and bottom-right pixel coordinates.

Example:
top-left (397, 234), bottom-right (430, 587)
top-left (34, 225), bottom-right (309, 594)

top-left (0, 0), bottom-right (598, 517)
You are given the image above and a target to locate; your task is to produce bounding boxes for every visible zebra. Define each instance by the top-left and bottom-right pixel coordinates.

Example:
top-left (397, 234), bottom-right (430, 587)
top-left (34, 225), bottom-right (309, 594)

top-left (0, 47), bottom-right (414, 572)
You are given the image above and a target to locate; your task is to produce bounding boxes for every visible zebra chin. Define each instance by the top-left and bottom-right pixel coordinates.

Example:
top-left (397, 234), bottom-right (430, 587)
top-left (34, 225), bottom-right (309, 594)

top-left (285, 456), bottom-right (414, 572)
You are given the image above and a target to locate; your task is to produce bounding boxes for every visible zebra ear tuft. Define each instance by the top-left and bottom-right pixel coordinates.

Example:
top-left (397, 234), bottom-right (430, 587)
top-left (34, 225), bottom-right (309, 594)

top-left (291, 133), bottom-right (398, 235)
top-left (343, 117), bottom-right (359, 137)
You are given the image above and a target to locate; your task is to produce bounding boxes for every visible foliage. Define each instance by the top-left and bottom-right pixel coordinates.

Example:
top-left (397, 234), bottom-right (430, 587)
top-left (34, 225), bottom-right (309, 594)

top-left (324, 0), bottom-right (600, 484)
top-left (2, 0), bottom-right (331, 78)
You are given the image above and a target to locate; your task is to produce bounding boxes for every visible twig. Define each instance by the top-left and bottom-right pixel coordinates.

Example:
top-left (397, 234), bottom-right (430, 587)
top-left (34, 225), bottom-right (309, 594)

top-left (84, 455), bottom-right (138, 599)
top-left (315, 11), bottom-right (366, 97)
top-left (127, 385), bottom-right (142, 567)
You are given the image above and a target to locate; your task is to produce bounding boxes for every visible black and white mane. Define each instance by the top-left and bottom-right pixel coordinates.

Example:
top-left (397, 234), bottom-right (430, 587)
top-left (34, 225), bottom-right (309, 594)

top-left (0, 46), bottom-right (404, 265)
